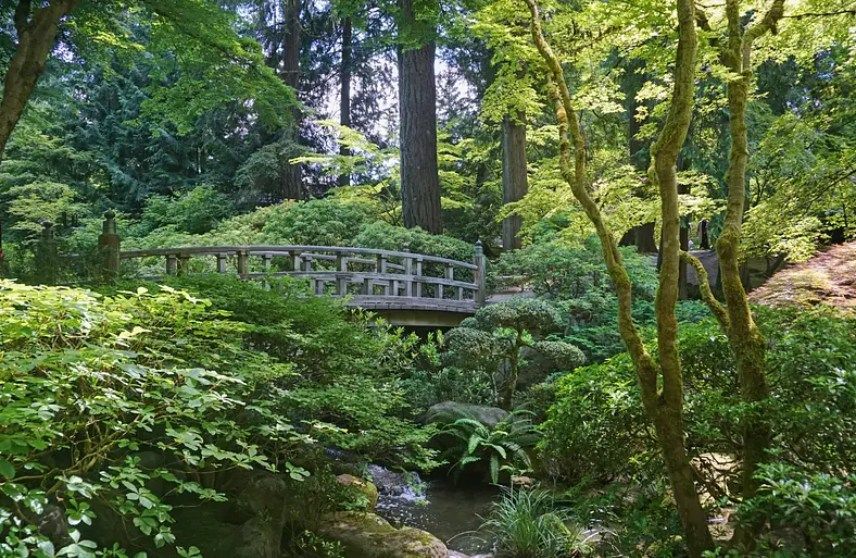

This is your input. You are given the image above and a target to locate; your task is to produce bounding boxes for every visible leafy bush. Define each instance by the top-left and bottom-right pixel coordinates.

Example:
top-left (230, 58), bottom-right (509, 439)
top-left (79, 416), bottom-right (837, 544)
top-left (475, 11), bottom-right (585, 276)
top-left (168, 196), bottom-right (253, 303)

top-left (539, 353), bottom-right (651, 483)
top-left (541, 306), bottom-right (856, 551)
top-left (492, 237), bottom-right (659, 362)
top-left (438, 412), bottom-right (540, 483)
top-left (140, 185), bottom-right (233, 234)
top-left (0, 281), bottom-right (305, 556)
top-left (481, 488), bottom-right (593, 558)
top-left (353, 220), bottom-right (476, 261)
top-left (107, 275), bottom-right (436, 470)
top-left (399, 331), bottom-right (495, 410)
top-left (736, 464), bottom-right (856, 556)
top-left (137, 274), bottom-right (417, 383)
top-left (492, 236), bottom-right (657, 304)
top-left (444, 298), bottom-right (585, 409)
top-left (286, 375), bottom-right (439, 471)
top-left (0, 275), bottom-right (438, 554)
top-left (254, 198), bottom-right (377, 245)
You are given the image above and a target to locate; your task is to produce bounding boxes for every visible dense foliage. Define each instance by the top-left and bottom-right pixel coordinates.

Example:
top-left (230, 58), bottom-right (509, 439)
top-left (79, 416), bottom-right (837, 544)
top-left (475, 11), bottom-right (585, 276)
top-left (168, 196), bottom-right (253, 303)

top-left (541, 307), bottom-right (856, 555)
top-left (0, 277), bottom-right (435, 556)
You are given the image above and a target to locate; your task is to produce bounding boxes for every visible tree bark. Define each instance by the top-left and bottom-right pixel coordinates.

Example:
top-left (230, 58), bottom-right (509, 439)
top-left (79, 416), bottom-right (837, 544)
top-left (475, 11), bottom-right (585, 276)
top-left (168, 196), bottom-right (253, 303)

top-left (648, 1), bottom-right (712, 551)
top-left (337, 16), bottom-right (353, 188)
top-left (717, 0), bottom-right (783, 547)
top-left (501, 112), bottom-right (528, 250)
top-left (524, 0), bottom-right (713, 555)
top-left (620, 59), bottom-right (658, 252)
top-left (0, 0), bottom-right (78, 164)
top-left (280, 0), bottom-right (303, 200)
top-left (397, 0), bottom-right (442, 233)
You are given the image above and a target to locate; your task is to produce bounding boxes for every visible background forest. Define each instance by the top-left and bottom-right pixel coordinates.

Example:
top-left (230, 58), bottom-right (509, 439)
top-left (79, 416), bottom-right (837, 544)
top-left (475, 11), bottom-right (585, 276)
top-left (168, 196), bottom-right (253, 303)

top-left (0, 0), bottom-right (854, 557)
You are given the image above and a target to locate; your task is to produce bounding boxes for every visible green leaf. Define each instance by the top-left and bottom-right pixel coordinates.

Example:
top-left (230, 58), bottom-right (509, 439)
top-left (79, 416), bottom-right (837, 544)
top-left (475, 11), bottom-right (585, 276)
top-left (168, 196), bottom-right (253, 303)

top-left (0, 459), bottom-right (15, 480)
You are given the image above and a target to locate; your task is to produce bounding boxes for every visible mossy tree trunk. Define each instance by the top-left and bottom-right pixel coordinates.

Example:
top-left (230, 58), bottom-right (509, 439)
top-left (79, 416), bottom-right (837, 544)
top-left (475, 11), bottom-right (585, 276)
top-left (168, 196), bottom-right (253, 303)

top-left (718, 0), bottom-right (784, 547)
top-left (524, 0), bottom-right (714, 555)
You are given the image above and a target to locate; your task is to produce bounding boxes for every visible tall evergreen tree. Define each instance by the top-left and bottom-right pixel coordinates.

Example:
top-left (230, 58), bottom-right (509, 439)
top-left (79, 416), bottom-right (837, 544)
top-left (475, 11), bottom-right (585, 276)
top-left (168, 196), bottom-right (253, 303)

top-left (397, 0), bottom-right (441, 233)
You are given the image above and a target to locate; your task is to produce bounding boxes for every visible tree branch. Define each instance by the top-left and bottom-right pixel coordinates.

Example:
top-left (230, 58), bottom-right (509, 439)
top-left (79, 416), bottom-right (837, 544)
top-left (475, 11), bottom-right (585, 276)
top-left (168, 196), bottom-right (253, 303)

top-left (743, 0), bottom-right (785, 68)
top-left (784, 9), bottom-right (855, 19)
top-left (524, 0), bottom-right (658, 403)
top-left (680, 251), bottom-right (729, 329)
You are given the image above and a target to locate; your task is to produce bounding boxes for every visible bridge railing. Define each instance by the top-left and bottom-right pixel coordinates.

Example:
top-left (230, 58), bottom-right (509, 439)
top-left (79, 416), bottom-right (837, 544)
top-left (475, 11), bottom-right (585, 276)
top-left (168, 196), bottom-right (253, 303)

top-left (94, 213), bottom-right (487, 308)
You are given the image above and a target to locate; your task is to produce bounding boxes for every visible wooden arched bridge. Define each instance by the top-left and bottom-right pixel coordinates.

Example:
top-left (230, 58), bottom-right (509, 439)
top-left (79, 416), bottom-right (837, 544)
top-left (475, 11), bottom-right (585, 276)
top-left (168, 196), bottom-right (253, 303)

top-left (116, 244), bottom-right (486, 326)
top-left (63, 210), bottom-right (486, 327)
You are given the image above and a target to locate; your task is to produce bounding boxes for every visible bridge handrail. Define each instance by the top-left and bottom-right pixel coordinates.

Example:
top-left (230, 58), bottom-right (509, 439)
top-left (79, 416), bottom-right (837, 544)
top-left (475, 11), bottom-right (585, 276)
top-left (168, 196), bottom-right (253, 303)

top-left (74, 211), bottom-right (488, 309)
top-left (119, 244), bottom-right (479, 270)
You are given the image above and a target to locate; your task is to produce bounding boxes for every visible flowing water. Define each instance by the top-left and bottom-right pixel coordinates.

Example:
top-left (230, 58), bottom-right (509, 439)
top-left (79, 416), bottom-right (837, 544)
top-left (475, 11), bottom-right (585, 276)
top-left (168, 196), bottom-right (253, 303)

top-left (366, 464), bottom-right (498, 554)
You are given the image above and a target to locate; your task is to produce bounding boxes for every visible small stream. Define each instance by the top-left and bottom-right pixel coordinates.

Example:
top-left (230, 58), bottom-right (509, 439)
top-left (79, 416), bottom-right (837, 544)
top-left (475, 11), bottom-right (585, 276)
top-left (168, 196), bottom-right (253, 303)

top-left (366, 465), bottom-right (498, 554)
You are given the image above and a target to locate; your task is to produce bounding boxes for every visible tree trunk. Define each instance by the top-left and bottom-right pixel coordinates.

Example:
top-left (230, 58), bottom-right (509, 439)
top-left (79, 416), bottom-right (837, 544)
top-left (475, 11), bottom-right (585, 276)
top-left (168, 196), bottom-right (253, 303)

top-left (648, 1), bottom-right (711, 552)
top-left (0, 0), bottom-right (78, 164)
top-left (620, 58), bottom-right (658, 252)
top-left (280, 0), bottom-right (303, 200)
top-left (525, 0), bottom-right (712, 553)
top-left (717, 0), bottom-right (784, 547)
top-left (678, 158), bottom-right (690, 299)
top-left (337, 16), bottom-right (353, 188)
top-left (501, 112), bottom-right (528, 250)
top-left (397, 0), bottom-right (442, 233)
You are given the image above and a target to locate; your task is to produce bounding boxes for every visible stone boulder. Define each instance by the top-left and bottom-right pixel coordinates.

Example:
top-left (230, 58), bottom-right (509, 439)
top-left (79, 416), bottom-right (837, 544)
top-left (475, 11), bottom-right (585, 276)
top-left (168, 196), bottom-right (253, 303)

top-left (337, 473), bottom-right (380, 511)
top-left (318, 511), bottom-right (447, 558)
top-left (421, 402), bottom-right (508, 429)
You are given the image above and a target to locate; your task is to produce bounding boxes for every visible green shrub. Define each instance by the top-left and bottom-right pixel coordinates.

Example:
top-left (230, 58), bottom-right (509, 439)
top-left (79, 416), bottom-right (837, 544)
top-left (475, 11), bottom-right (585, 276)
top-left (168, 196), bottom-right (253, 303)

top-left (481, 488), bottom-right (593, 558)
top-left (0, 274), bottom-right (439, 554)
top-left (399, 332), bottom-right (495, 410)
top-left (106, 275), bottom-right (436, 470)
top-left (140, 185), bottom-right (233, 235)
top-left (286, 375), bottom-right (439, 471)
top-left (0, 281), bottom-right (306, 556)
top-left (539, 353), bottom-right (651, 483)
top-left (353, 220), bottom-right (475, 261)
top-left (254, 198), bottom-right (377, 245)
top-left (492, 237), bottom-right (660, 362)
top-left (135, 274), bottom-right (417, 383)
top-left (541, 306), bottom-right (856, 552)
top-left (492, 236), bottom-right (657, 304)
top-left (444, 298), bottom-right (586, 409)
top-left (736, 464), bottom-right (856, 556)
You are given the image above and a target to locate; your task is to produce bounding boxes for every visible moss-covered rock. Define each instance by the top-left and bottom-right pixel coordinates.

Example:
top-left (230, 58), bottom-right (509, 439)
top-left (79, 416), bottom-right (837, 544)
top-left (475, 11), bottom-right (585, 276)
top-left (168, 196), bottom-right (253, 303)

top-left (317, 511), bottom-right (447, 558)
top-left (336, 473), bottom-right (380, 511)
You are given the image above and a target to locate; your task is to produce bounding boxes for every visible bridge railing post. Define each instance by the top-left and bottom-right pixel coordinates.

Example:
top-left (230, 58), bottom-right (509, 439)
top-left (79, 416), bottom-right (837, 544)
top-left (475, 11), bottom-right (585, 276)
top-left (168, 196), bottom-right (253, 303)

top-left (177, 253), bottom-right (191, 275)
top-left (35, 221), bottom-right (58, 285)
top-left (474, 240), bottom-right (486, 306)
top-left (216, 253), bottom-right (228, 273)
top-left (236, 250), bottom-right (249, 278)
top-left (98, 210), bottom-right (120, 282)
top-left (403, 250), bottom-right (414, 298)
top-left (414, 256), bottom-right (423, 298)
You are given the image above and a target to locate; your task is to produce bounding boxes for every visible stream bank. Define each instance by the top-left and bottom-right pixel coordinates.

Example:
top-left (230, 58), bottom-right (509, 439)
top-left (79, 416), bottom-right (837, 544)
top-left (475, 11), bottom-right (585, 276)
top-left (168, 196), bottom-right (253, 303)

top-left (366, 465), bottom-right (498, 554)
